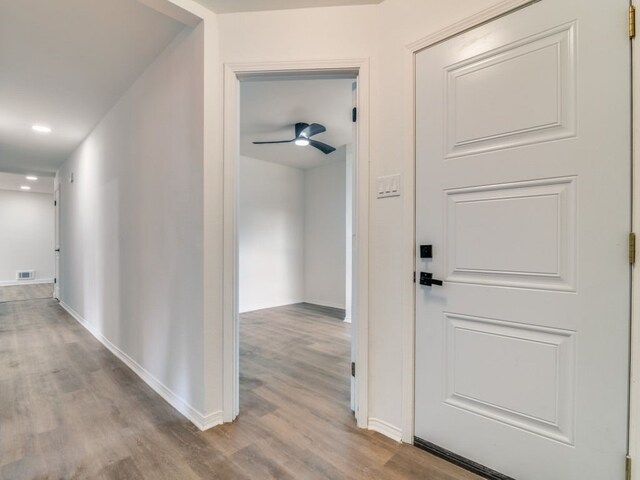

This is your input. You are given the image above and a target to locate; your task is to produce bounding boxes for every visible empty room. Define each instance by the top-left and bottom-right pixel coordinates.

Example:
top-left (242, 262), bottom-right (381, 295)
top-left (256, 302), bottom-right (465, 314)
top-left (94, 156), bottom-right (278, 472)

top-left (237, 75), bottom-right (357, 437)
top-left (0, 0), bottom-right (637, 479)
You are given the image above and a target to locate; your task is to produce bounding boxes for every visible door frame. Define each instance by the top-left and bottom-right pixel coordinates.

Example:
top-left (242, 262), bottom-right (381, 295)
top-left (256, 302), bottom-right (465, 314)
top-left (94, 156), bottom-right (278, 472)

top-left (222, 58), bottom-right (371, 428)
top-left (54, 185), bottom-right (60, 300)
top-left (629, 1), bottom-right (640, 476)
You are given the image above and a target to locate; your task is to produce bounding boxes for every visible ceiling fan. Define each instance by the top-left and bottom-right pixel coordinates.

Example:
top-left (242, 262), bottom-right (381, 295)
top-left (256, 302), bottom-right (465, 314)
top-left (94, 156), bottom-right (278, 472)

top-left (253, 122), bottom-right (336, 154)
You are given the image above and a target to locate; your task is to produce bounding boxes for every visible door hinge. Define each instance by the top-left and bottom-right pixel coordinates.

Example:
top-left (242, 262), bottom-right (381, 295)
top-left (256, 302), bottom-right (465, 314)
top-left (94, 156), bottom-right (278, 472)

top-left (413, 271), bottom-right (416, 283)
top-left (351, 362), bottom-right (355, 377)
top-left (627, 455), bottom-right (632, 480)
top-left (352, 107), bottom-right (357, 122)
top-left (630, 233), bottom-right (636, 264)
top-left (630, 5), bottom-right (636, 39)
top-left (54, 200), bottom-right (57, 206)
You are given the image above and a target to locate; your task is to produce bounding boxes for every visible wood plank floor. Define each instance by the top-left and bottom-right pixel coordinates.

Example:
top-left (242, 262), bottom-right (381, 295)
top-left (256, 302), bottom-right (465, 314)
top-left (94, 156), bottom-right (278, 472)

top-left (0, 299), bottom-right (481, 479)
top-left (0, 284), bottom-right (53, 303)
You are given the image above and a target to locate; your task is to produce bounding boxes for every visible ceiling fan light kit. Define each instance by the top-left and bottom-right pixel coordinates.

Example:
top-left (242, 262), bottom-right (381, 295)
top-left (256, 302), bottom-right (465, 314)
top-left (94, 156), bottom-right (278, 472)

top-left (253, 122), bottom-right (337, 154)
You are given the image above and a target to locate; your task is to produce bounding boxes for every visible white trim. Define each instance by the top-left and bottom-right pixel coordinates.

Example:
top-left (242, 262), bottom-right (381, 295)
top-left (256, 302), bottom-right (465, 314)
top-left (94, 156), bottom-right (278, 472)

top-left (343, 317), bottom-right (352, 324)
top-left (400, 42), bottom-right (417, 445)
top-left (54, 185), bottom-right (60, 300)
top-left (0, 278), bottom-right (54, 286)
top-left (303, 299), bottom-right (347, 310)
top-left (401, 0), bottom-right (540, 446)
top-left (368, 418), bottom-right (403, 443)
top-left (59, 301), bottom-right (223, 431)
top-left (223, 58), bottom-right (370, 429)
top-left (629, 1), bottom-right (639, 476)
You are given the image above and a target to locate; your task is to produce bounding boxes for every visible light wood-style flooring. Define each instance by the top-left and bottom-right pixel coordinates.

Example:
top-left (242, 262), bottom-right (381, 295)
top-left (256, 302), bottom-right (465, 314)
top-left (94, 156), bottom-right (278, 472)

top-left (0, 299), bottom-right (481, 479)
top-left (0, 283), bottom-right (53, 303)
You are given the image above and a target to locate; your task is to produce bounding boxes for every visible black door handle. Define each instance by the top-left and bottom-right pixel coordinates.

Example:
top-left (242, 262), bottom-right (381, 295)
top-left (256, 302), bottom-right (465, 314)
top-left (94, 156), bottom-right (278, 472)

top-left (55, 248), bottom-right (60, 252)
top-left (420, 272), bottom-right (443, 287)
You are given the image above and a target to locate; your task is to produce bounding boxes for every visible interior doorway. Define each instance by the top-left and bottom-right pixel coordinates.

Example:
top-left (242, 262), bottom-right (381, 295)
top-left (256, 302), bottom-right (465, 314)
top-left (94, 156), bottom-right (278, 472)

top-left (236, 73), bottom-right (357, 421)
top-left (223, 59), bottom-right (370, 428)
top-left (0, 172), bottom-right (56, 303)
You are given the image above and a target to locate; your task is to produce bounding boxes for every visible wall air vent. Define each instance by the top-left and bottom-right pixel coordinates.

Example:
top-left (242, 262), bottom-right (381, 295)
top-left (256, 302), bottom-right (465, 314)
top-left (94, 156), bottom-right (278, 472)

top-left (16, 270), bottom-right (35, 281)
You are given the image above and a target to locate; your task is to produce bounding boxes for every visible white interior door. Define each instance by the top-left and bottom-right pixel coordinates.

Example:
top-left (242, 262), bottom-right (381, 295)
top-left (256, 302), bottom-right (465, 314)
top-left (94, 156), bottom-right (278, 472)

top-left (415, 1), bottom-right (631, 479)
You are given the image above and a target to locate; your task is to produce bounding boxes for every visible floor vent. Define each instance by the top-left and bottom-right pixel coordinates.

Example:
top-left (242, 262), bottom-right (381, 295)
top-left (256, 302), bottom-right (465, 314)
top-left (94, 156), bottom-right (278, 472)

top-left (16, 270), bottom-right (35, 281)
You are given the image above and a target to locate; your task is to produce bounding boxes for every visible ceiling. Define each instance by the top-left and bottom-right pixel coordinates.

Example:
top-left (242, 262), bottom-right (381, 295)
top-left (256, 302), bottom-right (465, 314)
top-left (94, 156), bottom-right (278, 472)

top-left (240, 77), bottom-right (355, 169)
top-left (0, 0), bottom-right (187, 176)
top-left (0, 172), bottom-right (54, 194)
top-left (194, 0), bottom-right (383, 14)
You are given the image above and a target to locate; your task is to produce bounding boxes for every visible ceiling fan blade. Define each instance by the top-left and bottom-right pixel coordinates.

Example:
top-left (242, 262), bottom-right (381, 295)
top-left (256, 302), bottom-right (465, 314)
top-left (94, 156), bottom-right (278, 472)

top-left (300, 123), bottom-right (326, 138)
top-left (252, 139), bottom-right (294, 144)
top-left (294, 122), bottom-right (310, 138)
top-left (309, 139), bottom-right (336, 155)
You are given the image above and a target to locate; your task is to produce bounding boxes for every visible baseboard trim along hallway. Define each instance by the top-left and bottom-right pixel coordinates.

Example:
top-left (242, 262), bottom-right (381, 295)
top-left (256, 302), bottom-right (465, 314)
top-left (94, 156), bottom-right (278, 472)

top-left (59, 300), bottom-right (222, 431)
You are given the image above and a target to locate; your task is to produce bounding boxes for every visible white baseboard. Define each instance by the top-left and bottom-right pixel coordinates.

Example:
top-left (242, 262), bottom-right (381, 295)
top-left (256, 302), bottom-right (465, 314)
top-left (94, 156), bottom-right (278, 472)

top-left (303, 299), bottom-right (347, 310)
top-left (58, 301), bottom-right (222, 431)
top-left (239, 299), bottom-right (305, 314)
top-left (0, 278), bottom-right (54, 286)
top-left (368, 417), bottom-right (403, 443)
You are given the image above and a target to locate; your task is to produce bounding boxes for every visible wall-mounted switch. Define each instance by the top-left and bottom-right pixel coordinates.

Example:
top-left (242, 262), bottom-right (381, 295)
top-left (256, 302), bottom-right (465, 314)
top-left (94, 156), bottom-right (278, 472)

top-left (377, 174), bottom-right (401, 198)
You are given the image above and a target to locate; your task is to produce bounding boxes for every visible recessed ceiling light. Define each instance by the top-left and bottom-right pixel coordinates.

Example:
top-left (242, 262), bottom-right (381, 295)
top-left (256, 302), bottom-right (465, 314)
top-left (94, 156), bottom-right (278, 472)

top-left (20, 185), bottom-right (31, 190)
top-left (32, 125), bottom-right (51, 134)
top-left (25, 176), bottom-right (38, 181)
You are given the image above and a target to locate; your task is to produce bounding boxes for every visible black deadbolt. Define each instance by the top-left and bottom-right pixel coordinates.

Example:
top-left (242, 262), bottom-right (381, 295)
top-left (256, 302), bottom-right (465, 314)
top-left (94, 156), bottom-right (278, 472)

top-left (420, 245), bottom-right (433, 259)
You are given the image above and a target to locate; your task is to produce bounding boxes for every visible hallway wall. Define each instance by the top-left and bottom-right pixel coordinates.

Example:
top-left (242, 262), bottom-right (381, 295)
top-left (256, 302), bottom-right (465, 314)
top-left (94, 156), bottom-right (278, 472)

top-left (57, 24), bottom-right (207, 417)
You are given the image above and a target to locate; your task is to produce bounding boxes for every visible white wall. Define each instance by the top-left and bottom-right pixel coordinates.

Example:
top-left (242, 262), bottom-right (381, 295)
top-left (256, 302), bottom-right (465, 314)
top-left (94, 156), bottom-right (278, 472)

top-left (57, 24), bottom-right (208, 417)
top-left (345, 143), bottom-right (355, 322)
top-left (239, 154), bottom-right (347, 313)
top-left (0, 189), bottom-right (54, 285)
top-left (304, 152), bottom-right (347, 309)
top-left (217, 0), bottom-right (508, 438)
top-left (238, 156), bottom-right (305, 312)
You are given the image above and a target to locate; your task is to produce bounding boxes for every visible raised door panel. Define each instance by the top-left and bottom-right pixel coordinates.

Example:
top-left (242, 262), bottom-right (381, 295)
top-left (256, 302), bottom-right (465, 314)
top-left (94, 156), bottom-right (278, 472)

top-left (445, 23), bottom-right (576, 158)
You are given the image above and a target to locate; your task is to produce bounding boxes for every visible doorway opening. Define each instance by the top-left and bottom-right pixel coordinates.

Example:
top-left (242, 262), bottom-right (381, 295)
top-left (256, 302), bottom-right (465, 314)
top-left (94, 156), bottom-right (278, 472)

top-left (0, 172), bottom-right (56, 303)
top-left (236, 73), bottom-right (357, 421)
top-left (223, 61), bottom-right (370, 427)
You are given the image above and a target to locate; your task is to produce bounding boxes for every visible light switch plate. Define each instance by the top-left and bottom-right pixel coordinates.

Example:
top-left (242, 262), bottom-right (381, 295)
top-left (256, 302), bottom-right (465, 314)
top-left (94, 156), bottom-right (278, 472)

top-left (377, 174), bottom-right (401, 198)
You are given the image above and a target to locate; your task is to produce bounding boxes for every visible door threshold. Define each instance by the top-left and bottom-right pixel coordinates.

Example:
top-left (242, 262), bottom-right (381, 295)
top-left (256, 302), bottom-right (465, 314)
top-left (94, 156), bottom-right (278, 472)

top-left (413, 437), bottom-right (515, 480)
